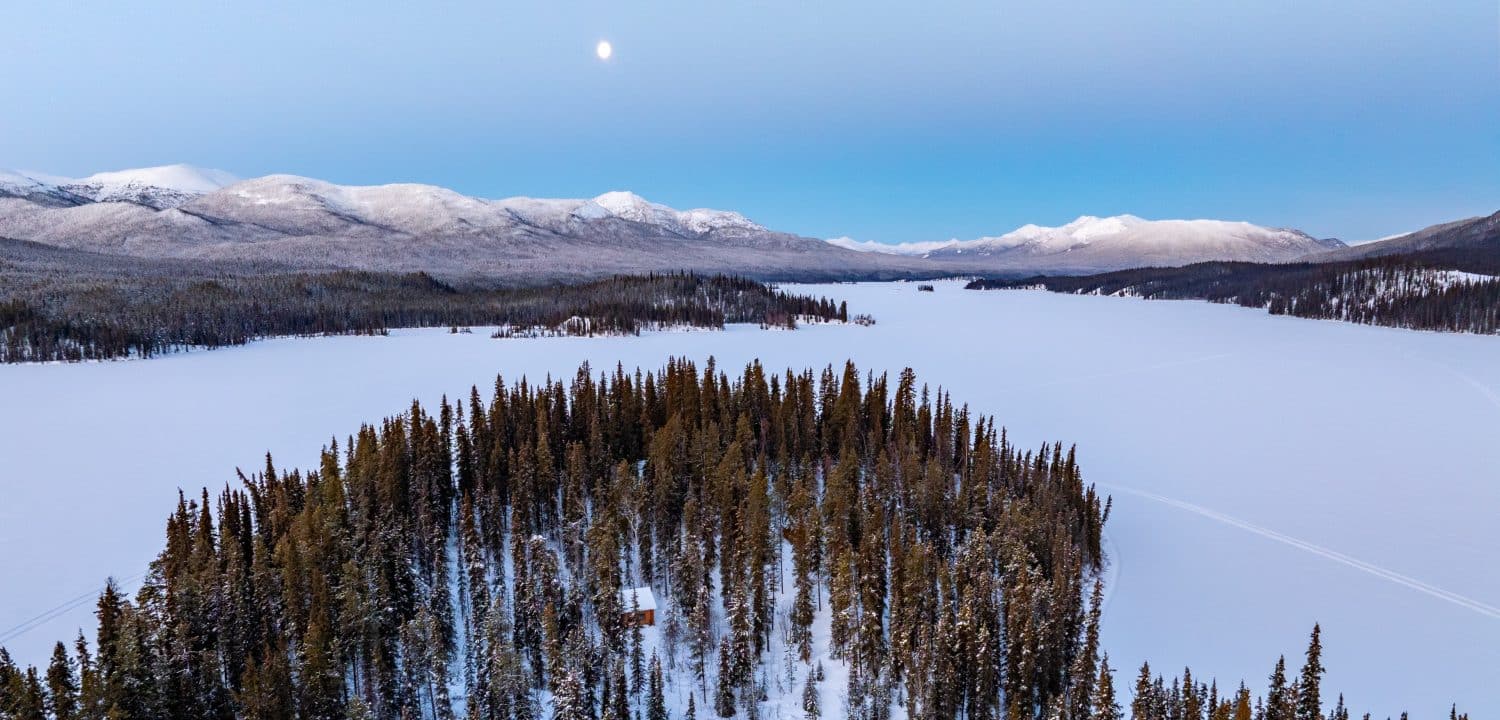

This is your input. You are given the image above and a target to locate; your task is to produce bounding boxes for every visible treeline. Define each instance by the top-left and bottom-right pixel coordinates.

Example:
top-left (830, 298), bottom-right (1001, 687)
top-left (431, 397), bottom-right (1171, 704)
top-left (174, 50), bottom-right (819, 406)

top-left (967, 254), bottom-right (1500, 335)
top-left (0, 272), bottom-right (849, 363)
top-left (1118, 624), bottom-right (1474, 720)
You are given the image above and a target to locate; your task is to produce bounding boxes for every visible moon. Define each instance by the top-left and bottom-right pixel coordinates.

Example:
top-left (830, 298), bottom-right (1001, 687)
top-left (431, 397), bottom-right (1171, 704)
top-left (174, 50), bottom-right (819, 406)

top-left (595, 40), bottom-right (613, 61)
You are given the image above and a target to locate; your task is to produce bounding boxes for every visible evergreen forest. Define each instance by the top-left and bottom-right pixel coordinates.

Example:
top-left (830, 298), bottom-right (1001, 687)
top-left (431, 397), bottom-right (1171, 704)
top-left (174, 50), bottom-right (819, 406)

top-left (0, 268), bottom-right (847, 363)
top-left (0, 360), bottom-right (1467, 719)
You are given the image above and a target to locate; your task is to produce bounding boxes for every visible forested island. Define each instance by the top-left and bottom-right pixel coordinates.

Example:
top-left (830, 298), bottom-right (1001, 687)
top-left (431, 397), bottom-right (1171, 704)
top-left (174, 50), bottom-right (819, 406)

top-left (0, 359), bottom-right (1463, 720)
top-left (0, 251), bottom-right (848, 363)
top-left (967, 252), bottom-right (1500, 336)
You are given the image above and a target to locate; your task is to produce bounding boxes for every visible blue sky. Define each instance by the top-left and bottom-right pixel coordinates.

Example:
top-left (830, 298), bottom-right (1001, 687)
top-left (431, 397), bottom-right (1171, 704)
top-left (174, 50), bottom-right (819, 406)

top-left (2, 0), bottom-right (1496, 243)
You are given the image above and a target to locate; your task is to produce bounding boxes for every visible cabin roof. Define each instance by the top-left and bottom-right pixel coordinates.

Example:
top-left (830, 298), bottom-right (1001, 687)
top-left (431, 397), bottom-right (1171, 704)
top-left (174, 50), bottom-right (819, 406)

top-left (621, 586), bottom-right (657, 612)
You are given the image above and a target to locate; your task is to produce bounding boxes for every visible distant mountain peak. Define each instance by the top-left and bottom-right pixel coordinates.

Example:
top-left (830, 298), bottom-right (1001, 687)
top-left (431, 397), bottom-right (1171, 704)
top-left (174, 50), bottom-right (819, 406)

top-left (824, 236), bottom-right (956, 257)
top-left (0, 170), bottom-right (51, 188)
top-left (580, 190), bottom-right (675, 225)
top-left (590, 190), bottom-right (653, 210)
top-left (75, 164), bottom-right (240, 194)
top-left (0, 164), bottom-right (242, 210)
top-left (574, 190), bottom-right (764, 233)
top-left (826, 214), bottom-right (1338, 270)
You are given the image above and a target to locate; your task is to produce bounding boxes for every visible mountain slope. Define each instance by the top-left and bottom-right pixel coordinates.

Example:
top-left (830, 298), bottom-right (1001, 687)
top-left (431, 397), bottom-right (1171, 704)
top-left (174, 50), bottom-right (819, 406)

top-left (831, 215), bottom-right (1344, 273)
top-left (0, 170), bottom-right (928, 283)
top-left (972, 208), bottom-right (1500, 335)
top-left (75, 164), bottom-right (240, 194)
top-left (1312, 209), bottom-right (1500, 263)
top-left (64, 165), bottom-right (239, 209)
top-left (0, 164), bottom-right (240, 210)
top-left (0, 171), bottom-right (89, 207)
top-left (1, 166), bottom-right (1348, 280)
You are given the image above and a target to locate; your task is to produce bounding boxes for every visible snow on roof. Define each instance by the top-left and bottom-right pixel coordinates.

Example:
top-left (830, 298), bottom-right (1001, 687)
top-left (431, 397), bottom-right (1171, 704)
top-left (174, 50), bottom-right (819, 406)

top-left (621, 587), bottom-right (657, 612)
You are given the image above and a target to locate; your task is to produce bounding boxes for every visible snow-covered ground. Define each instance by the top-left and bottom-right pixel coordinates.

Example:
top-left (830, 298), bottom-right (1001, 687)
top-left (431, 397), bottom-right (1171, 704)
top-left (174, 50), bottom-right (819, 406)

top-left (2, 280), bottom-right (1498, 715)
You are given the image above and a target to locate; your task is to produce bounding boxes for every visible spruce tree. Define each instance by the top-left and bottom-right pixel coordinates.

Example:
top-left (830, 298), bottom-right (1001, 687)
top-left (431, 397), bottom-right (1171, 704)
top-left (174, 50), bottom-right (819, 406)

top-left (16, 666), bottom-right (47, 720)
top-left (612, 658), bottom-right (631, 720)
top-left (1265, 657), bottom-right (1294, 720)
top-left (1090, 655), bottom-right (1120, 720)
top-left (1328, 695), bottom-right (1348, 720)
top-left (73, 632), bottom-right (100, 719)
top-left (1131, 662), bottom-right (1157, 720)
top-left (802, 672), bottom-right (820, 720)
top-left (1182, 667), bottom-right (1203, 720)
top-left (715, 638), bottom-right (737, 718)
top-left (0, 648), bottom-right (17, 714)
top-left (45, 642), bottom-right (78, 720)
top-left (649, 653), bottom-right (669, 720)
top-left (1232, 684), bottom-right (1252, 720)
top-left (553, 672), bottom-right (591, 720)
top-left (632, 595), bottom-right (647, 696)
top-left (1296, 625), bottom-right (1324, 720)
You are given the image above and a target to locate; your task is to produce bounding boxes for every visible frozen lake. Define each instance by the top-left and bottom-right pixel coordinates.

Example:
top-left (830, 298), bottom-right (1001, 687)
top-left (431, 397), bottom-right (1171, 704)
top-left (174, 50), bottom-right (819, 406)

top-left (2, 279), bottom-right (1497, 715)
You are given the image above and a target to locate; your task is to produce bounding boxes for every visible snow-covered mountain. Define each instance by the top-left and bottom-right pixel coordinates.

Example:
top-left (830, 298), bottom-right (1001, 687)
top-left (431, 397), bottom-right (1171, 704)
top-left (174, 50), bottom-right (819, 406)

top-left (826, 236), bottom-right (957, 257)
top-left (829, 215), bottom-right (1344, 273)
top-left (76, 164), bottom-right (240, 194)
top-left (65, 164), bottom-right (240, 209)
top-left (0, 164), bottom-right (240, 210)
top-left (0, 171), bottom-right (69, 206)
top-left (578, 191), bottom-right (765, 234)
top-left (0, 165), bottom-right (1343, 279)
top-left (0, 167), bottom-right (920, 282)
top-left (1313, 209), bottom-right (1500, 262)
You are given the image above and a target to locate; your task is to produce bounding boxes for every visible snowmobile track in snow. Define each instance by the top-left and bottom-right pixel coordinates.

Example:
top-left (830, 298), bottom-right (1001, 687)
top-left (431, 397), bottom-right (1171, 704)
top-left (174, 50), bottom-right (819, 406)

top-left (1100, 483), bottom-right (1500, 621)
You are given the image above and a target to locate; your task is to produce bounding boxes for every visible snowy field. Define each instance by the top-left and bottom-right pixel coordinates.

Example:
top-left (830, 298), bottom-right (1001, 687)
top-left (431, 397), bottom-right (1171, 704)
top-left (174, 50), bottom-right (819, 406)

top-left (2, 279), bottom-right (1498, 715)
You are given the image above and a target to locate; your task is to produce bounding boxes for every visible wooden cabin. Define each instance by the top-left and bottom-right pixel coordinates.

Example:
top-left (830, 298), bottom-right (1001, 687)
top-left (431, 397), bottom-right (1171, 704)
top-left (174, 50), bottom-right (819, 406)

top-left (621, 587), bottom-right (657, 627)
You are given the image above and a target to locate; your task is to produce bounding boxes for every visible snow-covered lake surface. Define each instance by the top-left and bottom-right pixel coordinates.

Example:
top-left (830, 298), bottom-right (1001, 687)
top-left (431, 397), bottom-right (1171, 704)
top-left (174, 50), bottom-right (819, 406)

top-left (2, 279), bottom-right (1498, 715)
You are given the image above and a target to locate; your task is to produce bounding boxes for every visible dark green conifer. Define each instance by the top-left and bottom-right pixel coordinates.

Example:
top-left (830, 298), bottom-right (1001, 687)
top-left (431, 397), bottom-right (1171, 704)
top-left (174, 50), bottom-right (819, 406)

top-left (1296, 625), bottom-right (1324, 720)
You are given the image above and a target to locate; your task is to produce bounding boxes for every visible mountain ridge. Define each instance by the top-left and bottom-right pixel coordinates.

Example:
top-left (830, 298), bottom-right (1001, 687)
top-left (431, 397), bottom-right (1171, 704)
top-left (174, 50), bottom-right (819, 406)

top-left (1310, 209), bottom-right (1500, 262)
top-left (827, 214), bottom-right (1345, 272)
top-left (0, 167), bottom-right (930, 282)
top-left (0, 165), bottom-right (1373, 281)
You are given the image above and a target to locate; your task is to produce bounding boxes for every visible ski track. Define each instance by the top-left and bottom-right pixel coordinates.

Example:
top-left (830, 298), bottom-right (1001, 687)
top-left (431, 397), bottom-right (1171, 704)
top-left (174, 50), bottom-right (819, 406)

top-left (1437, 363), bottom-right (1500, 416)
top-left (1396, 345), bottom-right (1500, 418)
top-left (1100, 483), bottom-right (1500, 621)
